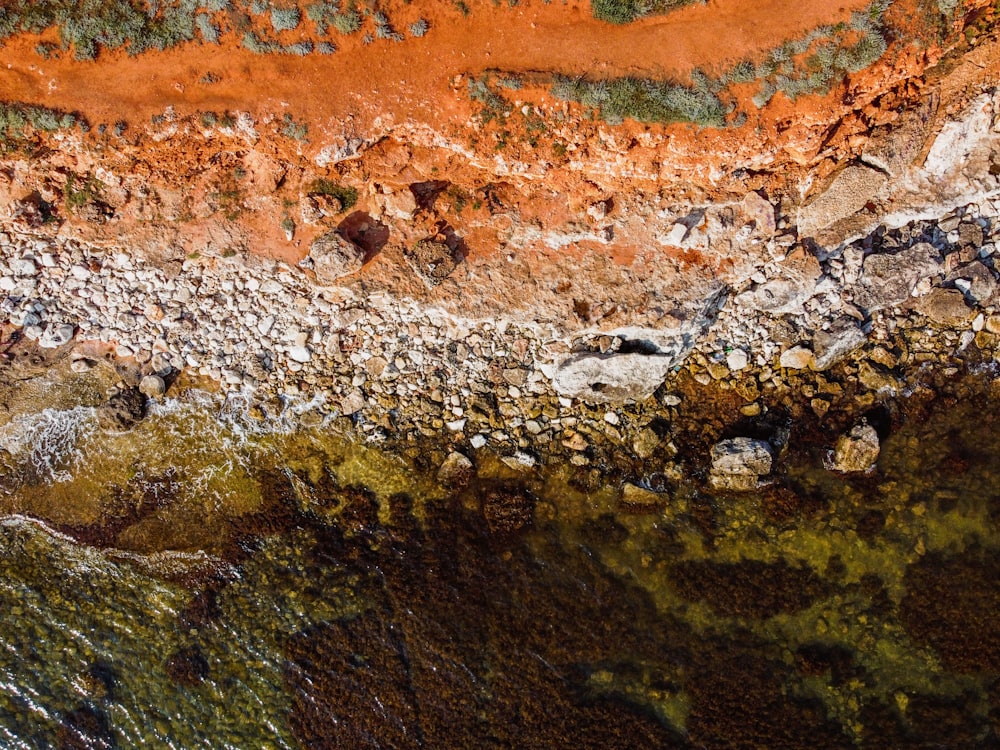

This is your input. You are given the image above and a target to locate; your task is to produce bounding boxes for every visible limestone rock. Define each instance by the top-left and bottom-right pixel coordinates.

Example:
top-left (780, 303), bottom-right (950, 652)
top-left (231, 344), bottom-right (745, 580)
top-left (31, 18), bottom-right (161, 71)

top-left (302, 231), bottom-right (365, 284)
top-left (709, 437), bottom-right (773, 490)
top-left (711, 437), bottom-right (773, 476)
top-left (797, 165), bottom-right (888, 240)
top-left (853, 242), bottom-right (942, 312)
top-left (741, 191), bottom-right (775, 234)
top-left (811, 319), bottom-right (866, 371)
top-left (735, 251), bottom-right (821, 315)
top-left (830, 423), bottom-right (880, 473)
top-left (437, 451), bottom-right (475, 489)
top-left (552, 352), bottom-right (673, 404)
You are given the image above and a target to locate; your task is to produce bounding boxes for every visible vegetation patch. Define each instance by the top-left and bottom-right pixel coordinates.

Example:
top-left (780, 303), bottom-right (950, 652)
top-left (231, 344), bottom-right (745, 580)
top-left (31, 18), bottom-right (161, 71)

top-left (551, 75), bottom-right (729, 128)
top-left (306, 179), bottom-right (357, 209)
top-left (590, 0), bottom-right (699, 25)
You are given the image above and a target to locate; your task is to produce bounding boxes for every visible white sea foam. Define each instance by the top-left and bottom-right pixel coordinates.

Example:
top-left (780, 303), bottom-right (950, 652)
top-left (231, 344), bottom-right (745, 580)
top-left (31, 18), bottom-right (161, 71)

top-left (0, 406), bottom-right (95, 484)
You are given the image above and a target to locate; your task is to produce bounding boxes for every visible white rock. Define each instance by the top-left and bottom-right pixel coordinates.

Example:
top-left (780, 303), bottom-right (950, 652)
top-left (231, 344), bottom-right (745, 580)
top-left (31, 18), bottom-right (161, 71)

top-left (38, 323), bottom-right (74, 349)
top-left (287, 345), bottom-right (311, 363)
top-left (726, 349), bottom-right (749, 371)
top-left (10, 258), bottom-right (37, 276)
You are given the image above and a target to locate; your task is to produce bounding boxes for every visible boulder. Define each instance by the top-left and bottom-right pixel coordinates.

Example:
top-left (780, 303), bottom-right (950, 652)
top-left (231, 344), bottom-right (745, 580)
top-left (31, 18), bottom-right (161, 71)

top-left (138, 374), bottom-right (166, 398)
top-left (913, 288), bottom-right (974, 328)
top-left (552, 352), bottom-right (674, 404)
top-left (302, 231), bottom-right (365, 284)
top-left (853, 242), bottom-right (943, 312)
top-left (779, 346), bottom-right (814, 370)
top-left (709, 437), bottom-right (773, 491)
top-left (830, 423), bottom-right (880, 473)
top-left (797, 165), bottom-right (888, 239)
top-left (404, 239), bottom-right (459, 286)
top-left (735, 250), bottom-right (821, 315)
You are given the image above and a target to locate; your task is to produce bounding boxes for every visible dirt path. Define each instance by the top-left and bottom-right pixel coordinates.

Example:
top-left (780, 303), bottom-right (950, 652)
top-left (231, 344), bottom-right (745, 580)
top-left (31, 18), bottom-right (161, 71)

top-left (0, 0), bottom-right (871, 140)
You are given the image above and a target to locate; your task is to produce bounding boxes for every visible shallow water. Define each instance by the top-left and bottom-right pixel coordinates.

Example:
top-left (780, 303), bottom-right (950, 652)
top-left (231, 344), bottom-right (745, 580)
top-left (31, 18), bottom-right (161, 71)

top-left (1, 373), bottom-right (1000, 747)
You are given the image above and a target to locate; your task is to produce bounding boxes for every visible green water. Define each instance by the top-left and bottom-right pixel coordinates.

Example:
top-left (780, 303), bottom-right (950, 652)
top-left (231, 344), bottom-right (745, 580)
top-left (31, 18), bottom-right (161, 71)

top-left (1, 370), bottom-right (1000, 747)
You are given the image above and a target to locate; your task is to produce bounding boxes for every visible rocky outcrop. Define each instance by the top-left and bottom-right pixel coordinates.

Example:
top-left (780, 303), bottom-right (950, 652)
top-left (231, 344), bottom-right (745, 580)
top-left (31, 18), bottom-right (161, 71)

top-left (301, 231), bottom-right (365, 284)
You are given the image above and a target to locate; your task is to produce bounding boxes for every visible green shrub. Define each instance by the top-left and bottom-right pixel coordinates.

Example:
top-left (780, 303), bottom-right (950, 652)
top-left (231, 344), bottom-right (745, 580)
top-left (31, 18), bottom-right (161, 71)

top-left (551, 75), bottom-right (728, 127)
top-left (330, 9), bottom-right (360, 33)
top-left (281, 113), bottom-right (308, 140)
top-left (306, 179), bottom-right (357, 209)
top-left (316, 40), bottom-right (336, 53)
top-left (282, 40), bottom-right (313, 55)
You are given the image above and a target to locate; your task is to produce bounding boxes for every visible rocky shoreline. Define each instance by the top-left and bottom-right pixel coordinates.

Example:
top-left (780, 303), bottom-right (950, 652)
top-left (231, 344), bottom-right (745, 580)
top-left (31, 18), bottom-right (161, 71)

top-left (1, 188), bottom-right (999, 484)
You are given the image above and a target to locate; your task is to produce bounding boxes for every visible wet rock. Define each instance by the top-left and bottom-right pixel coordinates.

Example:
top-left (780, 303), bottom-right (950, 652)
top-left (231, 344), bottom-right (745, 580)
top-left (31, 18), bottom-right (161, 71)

top-left (480, 483), bottom-right (535, 534)
top-left (403, 239), bottom-right (459, 287)
top-left (709, 437), bottom-right (773, 491)
top-left (811, 319), bottom-right (866, 371)
top-left (913, 288), bottom-right (974, 328)
top-left (830, 423), bottom-right (880, 473)
top-left (620, 483), bottom-right (666, 512)
top-left (854, 242), bottom-right (943, 312)
top-left (138, 374), bottom-right (166, 398)
top-left (302, 231), bottom-right (365, 284)
top-left (97, 387), bottom-right (148, 431)
top-left (38, 322), bottom-right (74, 349)
top-left (437, 451), bottom-right (474, 489)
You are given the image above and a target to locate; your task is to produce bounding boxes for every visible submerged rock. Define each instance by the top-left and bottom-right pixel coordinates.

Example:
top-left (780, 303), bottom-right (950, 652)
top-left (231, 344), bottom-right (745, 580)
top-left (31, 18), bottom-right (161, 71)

top-left (480, 483), bottom-right (535, 534)
top-left (437, 451), bottom-right (474, 489)
top-left (97, 387), bottom-right (148, 431)
top-left (830, 423), bottom-right (880, 473)
top-left (709, 437), bottom-right (773, 491)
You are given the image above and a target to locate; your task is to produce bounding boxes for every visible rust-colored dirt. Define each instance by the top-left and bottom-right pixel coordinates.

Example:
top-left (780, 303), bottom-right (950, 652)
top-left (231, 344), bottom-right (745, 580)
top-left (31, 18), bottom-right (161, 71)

top-left (0, 0), bottom-right (875, 138)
